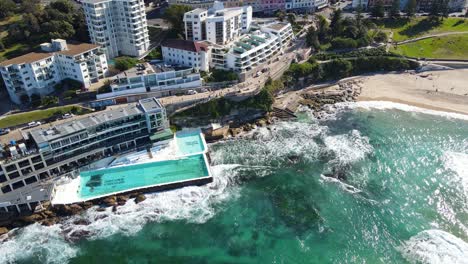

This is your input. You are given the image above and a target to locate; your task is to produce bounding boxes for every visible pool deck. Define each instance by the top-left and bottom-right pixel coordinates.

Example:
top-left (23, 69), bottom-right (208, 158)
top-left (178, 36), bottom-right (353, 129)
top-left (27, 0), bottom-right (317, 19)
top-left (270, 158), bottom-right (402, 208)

top-left (51, 129), bottom-right (212, 205)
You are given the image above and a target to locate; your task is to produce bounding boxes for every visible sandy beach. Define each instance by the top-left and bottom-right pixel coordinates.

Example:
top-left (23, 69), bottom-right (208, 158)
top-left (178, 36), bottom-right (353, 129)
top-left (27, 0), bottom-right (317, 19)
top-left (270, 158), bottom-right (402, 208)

top-left (355, 69), bottom-right (468, 115)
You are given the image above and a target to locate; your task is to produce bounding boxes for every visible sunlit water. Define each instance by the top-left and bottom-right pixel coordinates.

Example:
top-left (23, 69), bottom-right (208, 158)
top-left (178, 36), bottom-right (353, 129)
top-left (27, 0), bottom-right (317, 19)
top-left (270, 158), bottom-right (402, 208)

top-left (1, 102), bottom-right (468, 264)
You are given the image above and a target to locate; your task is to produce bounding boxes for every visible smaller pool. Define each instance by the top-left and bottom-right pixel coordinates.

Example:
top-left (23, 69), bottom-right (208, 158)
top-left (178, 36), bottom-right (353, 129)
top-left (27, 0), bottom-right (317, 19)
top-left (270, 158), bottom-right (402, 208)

top-left (176, 130), bottom-right (205, 155)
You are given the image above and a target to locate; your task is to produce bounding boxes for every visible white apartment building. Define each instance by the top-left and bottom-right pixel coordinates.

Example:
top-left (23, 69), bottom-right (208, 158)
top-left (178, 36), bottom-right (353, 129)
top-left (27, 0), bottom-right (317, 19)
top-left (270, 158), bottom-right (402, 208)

top-left (0, 39), bottom-right (108, 104)
top-left (285, 0), bottom-right (329, 11)
top-left (162, 22), bottom-right (294, 73)
top-left (82, 0), bottom-right (150, 59)
top-left (184, 2), bottom-right (252, 45)
top-left (161, 39), bottom-right (211, 71)
top-left (98, 62), bottom-right (203, 99)
top-left (224, 23), bottom-right (294, 72)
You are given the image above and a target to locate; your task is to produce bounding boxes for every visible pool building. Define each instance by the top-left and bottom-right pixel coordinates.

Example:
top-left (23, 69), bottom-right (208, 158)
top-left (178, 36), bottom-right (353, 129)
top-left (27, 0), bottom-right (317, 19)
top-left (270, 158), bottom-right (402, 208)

top-left (52, 129), bottom-right (212, 204)
top-left (0, 97), bottom-right (211, 212)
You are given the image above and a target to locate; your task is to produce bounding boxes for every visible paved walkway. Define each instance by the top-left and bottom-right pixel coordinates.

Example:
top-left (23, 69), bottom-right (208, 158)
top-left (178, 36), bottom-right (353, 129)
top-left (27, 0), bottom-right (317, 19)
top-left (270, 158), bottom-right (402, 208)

top-left (395, 31), bottom-right (468, 45)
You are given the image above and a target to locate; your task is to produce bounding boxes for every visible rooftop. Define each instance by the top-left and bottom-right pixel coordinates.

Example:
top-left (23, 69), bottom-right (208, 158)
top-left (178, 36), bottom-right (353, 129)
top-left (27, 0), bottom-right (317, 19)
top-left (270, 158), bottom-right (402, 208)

top-left (139, 97), bottom-right (163, 113)
top-left (0, 42), bottom-right (100, 67)
top-left (30, 103), bottom-right (144, 145)
top-left (186, 8), bottom-right (207, 14)
top-left (112, 62), bottom-right (192, 79)
top-left (162, 39), bottom-right (209, 53)
top-left (265, 23), bottom-right (290, 32)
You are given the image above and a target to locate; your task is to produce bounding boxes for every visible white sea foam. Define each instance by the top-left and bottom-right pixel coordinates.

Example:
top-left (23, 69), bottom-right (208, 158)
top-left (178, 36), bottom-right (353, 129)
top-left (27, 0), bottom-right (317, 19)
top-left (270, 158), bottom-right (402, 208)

top-left (0, 224), bottom-right (78, 264)
top-left (400, 229), bottom-right (468, 264)
top-left (323, 129), bottom-right (373, 166)
top-left (319, 174), bottom-right (362, 194)
top-left (336, 101), bottom-right (468, 121)
top-left (0, 164), bottom-right (241, 263)
top-left (442, 151), bottom-right (468, 195)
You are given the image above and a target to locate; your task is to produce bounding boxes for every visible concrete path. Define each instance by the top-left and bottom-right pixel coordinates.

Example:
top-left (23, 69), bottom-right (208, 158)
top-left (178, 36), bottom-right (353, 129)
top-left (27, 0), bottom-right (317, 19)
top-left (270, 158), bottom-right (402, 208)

top-left (395, 31), bottom-right (468, 45)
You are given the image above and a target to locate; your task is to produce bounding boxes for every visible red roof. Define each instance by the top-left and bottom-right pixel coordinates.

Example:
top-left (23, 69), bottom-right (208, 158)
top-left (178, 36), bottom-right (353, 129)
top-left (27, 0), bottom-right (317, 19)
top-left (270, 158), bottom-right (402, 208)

top-left (162, 39), bottom-right (208, 53)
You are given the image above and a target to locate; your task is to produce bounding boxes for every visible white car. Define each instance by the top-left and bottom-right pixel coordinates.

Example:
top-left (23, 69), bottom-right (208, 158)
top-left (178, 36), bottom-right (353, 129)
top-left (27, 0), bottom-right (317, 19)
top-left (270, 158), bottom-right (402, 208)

top-left (28, 121), bottom-right (41, 128)
top-left (187, 90), bottom-right (197, 95)
top-left (62, 113), bottom-right (74, 119)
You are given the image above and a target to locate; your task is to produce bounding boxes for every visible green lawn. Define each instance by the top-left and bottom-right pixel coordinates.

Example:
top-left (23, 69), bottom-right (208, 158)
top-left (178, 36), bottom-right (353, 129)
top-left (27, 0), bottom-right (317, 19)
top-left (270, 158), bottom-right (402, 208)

top-left (0, 105), bottom-right (91, 128)
top-left (377, 17), bottom-right (468, 41)
top-left (391, 34), bottom-right (468, 59)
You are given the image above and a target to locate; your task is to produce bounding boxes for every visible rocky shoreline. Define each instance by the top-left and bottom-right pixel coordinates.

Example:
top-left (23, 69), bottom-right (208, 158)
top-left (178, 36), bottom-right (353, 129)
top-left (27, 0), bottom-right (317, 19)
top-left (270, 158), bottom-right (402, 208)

top-left (0, 192), bottom-right (148, 236)
top-left (299, 80), bottom-right (362, 119)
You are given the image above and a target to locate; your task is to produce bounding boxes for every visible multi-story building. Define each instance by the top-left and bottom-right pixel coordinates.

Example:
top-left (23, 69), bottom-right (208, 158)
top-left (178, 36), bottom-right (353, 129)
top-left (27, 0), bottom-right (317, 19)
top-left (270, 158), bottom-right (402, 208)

top-left (359, 0), bottom-right (466, 11)
top-left (169, 0), bottom-right (244, 9)
top-left (184, 2), bottom-right (252, 45)
top-left (224, 23), bottom-right (294, 72)
top-left (98, 62), bottom-right (203, 98)
top-left (162, 22), bottom-right (294, 73)
top-left (0, 98), bottom-right (169, 213)
top-left (161, 39), bottom-right (211, 71)
top-left (82, 0), bottom-right (150, 59)
top-left (285, 0), bottom-right (328, 11)
top-left (0, 39), bottom-right (108, 104)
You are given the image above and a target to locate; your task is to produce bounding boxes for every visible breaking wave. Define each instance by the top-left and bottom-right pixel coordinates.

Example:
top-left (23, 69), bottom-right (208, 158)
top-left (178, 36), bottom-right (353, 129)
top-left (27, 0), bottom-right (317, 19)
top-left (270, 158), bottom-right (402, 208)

top-left (339, 101), bottom-right (468, 121)
top-left (0, 164), bottom-right (242, 264)
top-left (400, 229), bottom-right (468, 264)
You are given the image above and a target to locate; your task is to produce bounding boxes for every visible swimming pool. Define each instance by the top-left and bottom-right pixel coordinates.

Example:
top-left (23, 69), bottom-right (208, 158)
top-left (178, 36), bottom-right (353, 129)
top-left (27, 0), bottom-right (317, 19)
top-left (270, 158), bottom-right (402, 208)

top-left (176, 131), bottom-right (206, 155)
top-left (79, 154), bottom-right (209, 199)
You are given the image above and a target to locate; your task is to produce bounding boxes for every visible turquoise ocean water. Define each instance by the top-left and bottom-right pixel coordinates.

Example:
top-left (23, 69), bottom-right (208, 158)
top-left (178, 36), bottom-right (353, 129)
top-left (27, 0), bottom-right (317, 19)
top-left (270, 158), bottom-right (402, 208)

top-left (1, 102), bottom-right (467, 264)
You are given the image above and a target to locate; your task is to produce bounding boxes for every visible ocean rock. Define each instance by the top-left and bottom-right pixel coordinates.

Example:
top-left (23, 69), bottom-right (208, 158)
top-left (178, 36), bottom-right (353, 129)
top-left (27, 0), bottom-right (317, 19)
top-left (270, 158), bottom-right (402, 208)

top-left (117, 195), bottom-right (129, 203)
top-left (102, 196), bottom-right (117, 206)
top-left (20, 213), bottom-right (44, 223)
top-left (96, 207), bottom-right (107, 212)
top-left (41, 218), bottom-right (57, 226)
top-left (81, 202), bottom-right (94, 210)
top-left (257, 119), bottom-right (267, 127)
top-left (69, 204), bottom-right (84, 215)
top-left (0, 227), bottom-right (8, 235)
top-left (135, 194), bottom-right (146, 204)
top-left (128, 192), bottom-right (140, 199)
top-left (73, 219), bottom-right (91, 226)
top-left (112, 205), bottom-right (118, 213)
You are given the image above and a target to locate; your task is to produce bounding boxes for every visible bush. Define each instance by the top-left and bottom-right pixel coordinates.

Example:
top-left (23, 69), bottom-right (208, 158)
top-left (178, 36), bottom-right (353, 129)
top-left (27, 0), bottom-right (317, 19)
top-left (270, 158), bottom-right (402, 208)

top-left (373, 31), bottom-right (388, 42)
top-left (63, 89), bottom-right (76, 98)
top-left (41, 96), bottom-right (59, 107)
top-left (114, 57), bottom-right (139, 71)
top-left (146, 47), bottom-right (162, 60)
top-left (330, 37), bottom-right (358, 50)
top-left (322, 59), bottom-right (353, 80)
top-left (205, 69), bottom-right (238, 82)
top-left (287, 62), bottom-right (321, 81)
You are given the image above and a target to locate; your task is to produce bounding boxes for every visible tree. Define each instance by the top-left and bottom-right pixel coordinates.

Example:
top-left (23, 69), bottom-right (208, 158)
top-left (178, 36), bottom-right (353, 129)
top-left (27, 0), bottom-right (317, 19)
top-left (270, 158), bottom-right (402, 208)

top-left (373, 31), bottom-right (388, 42)
top-left (371, 0), bottom-right (385, 18)
top-left (316, 15), bottom-right (330, 42)
top-left (50, 0), bottom-right (75, 13)
top-left (114, 57), bottom-right (139, 71)
top-left (405, 0), bottom-right (417, 17)
top-left (20, 0), bottom-right (41, 14)
top-left (330, 9), bottom-right (344, 36)
top-left (41, 96), bottom-right (59, 107)
top-left (42, 20), bottom-right (75, 40)
top-left (275, 10), bottom-right (286, 22)
top-left (389, 0), bottom-right (401, 18)
top-left (323, 59), bottom-right (353, 79)
top-left (0, 0), bottom-right (16, 19)
top-left (163, 5), bottom-right (192, 38)
top-left (305, 27), bottom-right (320, 50)
top-left (330, 37), bottom-right (358, 50)
top-left (287, 13), bottom-right (296, 26)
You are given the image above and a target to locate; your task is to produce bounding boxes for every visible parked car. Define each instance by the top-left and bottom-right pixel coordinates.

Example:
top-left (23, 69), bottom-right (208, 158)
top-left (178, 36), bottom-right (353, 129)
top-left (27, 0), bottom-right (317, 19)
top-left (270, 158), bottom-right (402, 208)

top-left (0, 128), bottom-right (10, 135)
top-left (62, 113), bottom-right (74, 119)
top-left (187, 90), bottom-right (197, 95)
top-left (28, 121), bottom-right (41, 128)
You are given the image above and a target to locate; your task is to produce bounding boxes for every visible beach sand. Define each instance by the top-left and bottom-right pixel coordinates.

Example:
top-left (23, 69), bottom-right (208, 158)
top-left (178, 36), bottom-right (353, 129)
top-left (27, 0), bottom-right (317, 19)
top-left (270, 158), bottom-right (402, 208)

top-left (355, 69), bottom-right (468, 115)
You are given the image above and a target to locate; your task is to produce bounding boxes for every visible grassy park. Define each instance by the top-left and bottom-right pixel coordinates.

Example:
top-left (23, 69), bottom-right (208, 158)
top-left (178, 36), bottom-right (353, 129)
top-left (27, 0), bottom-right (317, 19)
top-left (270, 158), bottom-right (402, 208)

top-left (377, 17), bottom-right (468, 42)
top-left (391, 34), bottom-right (468, 59)
top-left (0, 105), bottom-right (91, 128)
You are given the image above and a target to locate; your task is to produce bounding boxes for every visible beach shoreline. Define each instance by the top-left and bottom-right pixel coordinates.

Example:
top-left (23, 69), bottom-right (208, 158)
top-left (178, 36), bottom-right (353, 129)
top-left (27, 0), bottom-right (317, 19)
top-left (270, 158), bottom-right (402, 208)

top-left (354, 69), bottom-right (468, 115)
